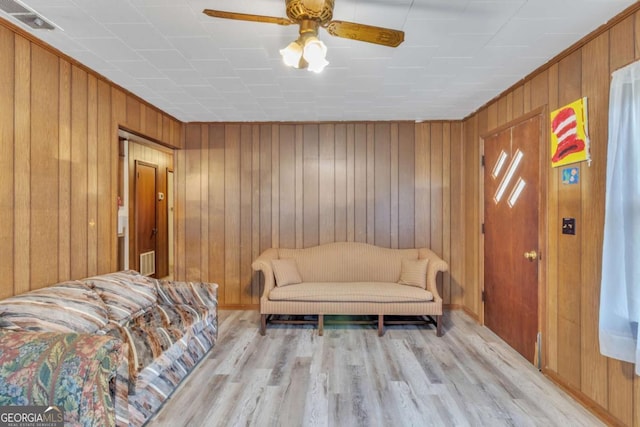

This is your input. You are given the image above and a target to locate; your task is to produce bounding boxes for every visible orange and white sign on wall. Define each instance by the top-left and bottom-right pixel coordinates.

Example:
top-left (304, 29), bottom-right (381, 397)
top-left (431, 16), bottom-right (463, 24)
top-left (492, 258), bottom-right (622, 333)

top-left (550, 97), bottom-right (591, 168)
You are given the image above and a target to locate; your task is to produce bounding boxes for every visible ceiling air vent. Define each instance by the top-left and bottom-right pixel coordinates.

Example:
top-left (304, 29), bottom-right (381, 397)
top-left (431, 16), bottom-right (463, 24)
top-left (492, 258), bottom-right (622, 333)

top-left (0, 0), bottom-right (55, 30)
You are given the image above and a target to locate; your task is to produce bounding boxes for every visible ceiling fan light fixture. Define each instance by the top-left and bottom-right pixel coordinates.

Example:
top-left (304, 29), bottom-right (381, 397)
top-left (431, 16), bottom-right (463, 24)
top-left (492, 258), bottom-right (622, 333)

top-left (302, 36), bottom-right (327, 64)
top-left (306, 56), bottom-right (329, 73)
top-left (204, 1), bottom-right (404, 75)
top-left (280, 40), bottom-right (304, 68)
top-left (280, 32), bottom-right (329, 72)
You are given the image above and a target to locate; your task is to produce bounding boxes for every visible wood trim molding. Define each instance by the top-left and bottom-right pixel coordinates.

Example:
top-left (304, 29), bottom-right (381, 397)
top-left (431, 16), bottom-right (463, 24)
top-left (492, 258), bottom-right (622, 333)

top-left (461, 305), bottom-right (481, 322)
top-left (543, 369), bottom-right (628, 427)
top-left (120, 126), bottom-right (177, 152)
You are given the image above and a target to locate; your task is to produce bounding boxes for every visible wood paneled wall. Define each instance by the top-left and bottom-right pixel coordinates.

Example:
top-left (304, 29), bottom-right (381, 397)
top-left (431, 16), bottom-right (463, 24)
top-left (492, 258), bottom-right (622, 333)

top-left (175, 122), bottom-right (464, 309)
top-left (0, 18), bottom-right (183, 298)
top-left (461, 5), bottom-right (640, 426)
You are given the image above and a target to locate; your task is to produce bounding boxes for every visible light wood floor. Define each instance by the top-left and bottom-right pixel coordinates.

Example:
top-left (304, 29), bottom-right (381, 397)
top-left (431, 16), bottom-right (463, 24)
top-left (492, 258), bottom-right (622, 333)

top-left (147, 310), bottom-right (602, 427)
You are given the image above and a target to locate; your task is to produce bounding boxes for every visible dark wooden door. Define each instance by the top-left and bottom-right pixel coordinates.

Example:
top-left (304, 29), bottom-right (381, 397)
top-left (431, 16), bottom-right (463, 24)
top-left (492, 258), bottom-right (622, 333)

top-left (135, 161), bottom-right (157, 276)
top-left (484, 115), bottom-right (541, 363)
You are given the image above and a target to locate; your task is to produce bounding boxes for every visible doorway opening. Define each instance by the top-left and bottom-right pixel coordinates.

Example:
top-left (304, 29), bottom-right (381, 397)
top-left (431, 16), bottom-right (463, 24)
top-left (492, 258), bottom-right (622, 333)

top-left (117, 129), bottom-right (175, 279)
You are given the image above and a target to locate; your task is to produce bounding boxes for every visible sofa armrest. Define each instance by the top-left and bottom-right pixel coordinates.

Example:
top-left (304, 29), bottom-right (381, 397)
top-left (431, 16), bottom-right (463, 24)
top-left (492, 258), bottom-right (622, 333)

top-left (252, 248), bottom-right (279, 299)
top-left (0, 331), bottom-right (127, 427)
top-left (419, 248), bottom-right (449, 301)
top-left (156, 280), bottom-right (218, 312)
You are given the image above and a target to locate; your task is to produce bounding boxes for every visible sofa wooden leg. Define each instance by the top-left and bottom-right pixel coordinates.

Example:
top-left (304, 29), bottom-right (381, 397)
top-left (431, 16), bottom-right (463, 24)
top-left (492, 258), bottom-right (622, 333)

top-left (436, 315), bottom-right (443, 337)
top-left (318, 314), bottom-right (324, 336)
top-left (260, 314), bottom-right (267, 336)
top-left (378, 314), bottom-right (385, 337)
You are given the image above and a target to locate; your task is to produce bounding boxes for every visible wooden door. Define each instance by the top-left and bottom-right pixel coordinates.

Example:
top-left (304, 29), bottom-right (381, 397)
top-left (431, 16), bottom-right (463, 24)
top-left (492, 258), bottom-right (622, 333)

top-left (135, 161), bottom-right (157, 276)
top-left (484, 115), bottom-right (541, 363)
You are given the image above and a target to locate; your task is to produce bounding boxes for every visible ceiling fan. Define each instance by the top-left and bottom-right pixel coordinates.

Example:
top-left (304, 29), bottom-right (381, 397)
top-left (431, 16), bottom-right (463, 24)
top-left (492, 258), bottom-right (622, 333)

top-left (203, 0), bottom-right (405, 72)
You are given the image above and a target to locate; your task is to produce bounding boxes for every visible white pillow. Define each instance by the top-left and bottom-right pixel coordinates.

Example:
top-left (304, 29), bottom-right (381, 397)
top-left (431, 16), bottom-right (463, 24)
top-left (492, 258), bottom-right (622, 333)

top-left (272, 258), bottom-right (302, 287)
top-left (398, 258), bottom-right (429, 289)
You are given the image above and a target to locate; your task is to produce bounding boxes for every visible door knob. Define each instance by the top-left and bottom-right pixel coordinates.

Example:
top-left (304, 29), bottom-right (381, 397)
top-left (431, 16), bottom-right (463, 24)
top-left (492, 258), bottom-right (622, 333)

top-left (524, 250), bottom-right (537, 261)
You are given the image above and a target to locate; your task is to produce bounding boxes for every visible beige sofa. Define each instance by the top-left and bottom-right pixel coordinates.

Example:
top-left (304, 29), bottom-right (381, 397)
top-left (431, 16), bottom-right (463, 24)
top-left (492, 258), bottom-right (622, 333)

top-left (252, 242), bottom-right (448, 336)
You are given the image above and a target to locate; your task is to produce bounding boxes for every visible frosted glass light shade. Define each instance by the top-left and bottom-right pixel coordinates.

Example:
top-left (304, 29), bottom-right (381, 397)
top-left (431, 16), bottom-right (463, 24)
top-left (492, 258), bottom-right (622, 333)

top-left (302, 37), bottom-right (327, 64)
top-left (280, 41), bottom-right (303, 68)
top-left (307, 57), bottom-right (329, 73)
top-left (302, 37), bottom-right (328, 73)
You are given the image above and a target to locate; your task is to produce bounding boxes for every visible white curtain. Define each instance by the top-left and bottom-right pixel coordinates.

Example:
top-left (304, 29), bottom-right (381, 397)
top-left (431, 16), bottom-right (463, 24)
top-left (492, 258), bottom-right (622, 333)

top-left (600, 59), bottom-right (640, 375)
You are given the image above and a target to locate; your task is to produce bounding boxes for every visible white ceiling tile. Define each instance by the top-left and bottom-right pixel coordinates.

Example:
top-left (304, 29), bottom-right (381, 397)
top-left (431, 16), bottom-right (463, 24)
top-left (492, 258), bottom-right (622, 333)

top-left (181, 85), bottom-right (223, 100)
top-left (138, 50), bottom-right (190, 70)
top-left (346, 58), bottom-right (393, 76)
top-left (138, 6), bottom-right (208, 37)
top-left (112, 60), bottom-right (164, 79)
top-left (140, 78), bottom-right (182, 92)
top-left (158, 92), bottom-right (197, 104)
top-left (208, 77), bottom-right (249, 93)
top-left (173, 103), bottom-right (208, 113)
top-left (281, 90), bottom-right (316, 101)
top-left (524, 32), bottom-right (585, 59)
top-left (220, 47), bottom-right (271, 69)
top-left (384, 67), bottom-right (426, 84)
top-left (427, 57), bottom-right (474, 75)
top-left (77, 38), bottom-right (141, 61)
top-left (390, 46), bottom-right (438, 68)
top-left (433, 34), bottom-right (494, 57)
top-left (488, 18), bottom-right (562, 46)
top-left (21, 0), bottom-right (75, 8)
top-left (76, 0), bottom-right (147, 24)
top-left (168, 37), bottom-right (221, 61)
top-left (234, 69), bottom-right (278, 85)
top-left (161, 69), bottom-right (208, 85)
top-left (72, 50), bottom-right (119, 72)
top-left (107, 23), bottom-right (172, 50)
top-left (247, 84), bottom-right (282, 98)
top-left (190, 60), bottom-right (236, 78)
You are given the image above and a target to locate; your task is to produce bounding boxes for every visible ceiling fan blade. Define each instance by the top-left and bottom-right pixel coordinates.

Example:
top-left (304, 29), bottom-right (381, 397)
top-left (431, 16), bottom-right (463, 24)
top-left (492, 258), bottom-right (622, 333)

top-left (324, 20), bottom-right (404, 47)
top-left (203, 9), bottom-right (294, 26)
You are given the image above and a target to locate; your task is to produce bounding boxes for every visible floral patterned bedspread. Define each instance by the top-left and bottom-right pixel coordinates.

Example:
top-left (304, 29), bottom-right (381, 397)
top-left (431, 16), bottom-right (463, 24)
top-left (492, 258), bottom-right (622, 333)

top-left (0, 331), bottom-right (125, 427)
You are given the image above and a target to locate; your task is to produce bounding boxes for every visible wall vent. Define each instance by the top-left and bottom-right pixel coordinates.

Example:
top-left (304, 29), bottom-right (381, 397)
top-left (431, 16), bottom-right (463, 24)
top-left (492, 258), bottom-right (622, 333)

top-left (139, 251), bottom-right (156, 277)
top-left (0, 0), bottom-right (55, 30)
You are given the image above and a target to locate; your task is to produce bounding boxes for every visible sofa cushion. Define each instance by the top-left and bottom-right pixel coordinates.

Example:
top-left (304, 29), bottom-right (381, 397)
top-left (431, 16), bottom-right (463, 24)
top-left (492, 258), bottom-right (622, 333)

top-left (398, 258), bottom-right (429, 289)
top-left (83, 271), bottom-right (158, 324)
top-left (0, 281), bottom-right (109, 333)
top-left (268, 282), bottom-right (434, 303)
top-left (272, 259), bottom-right (302, 287)
top-left (279, 242), bottom-right (421, 283)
